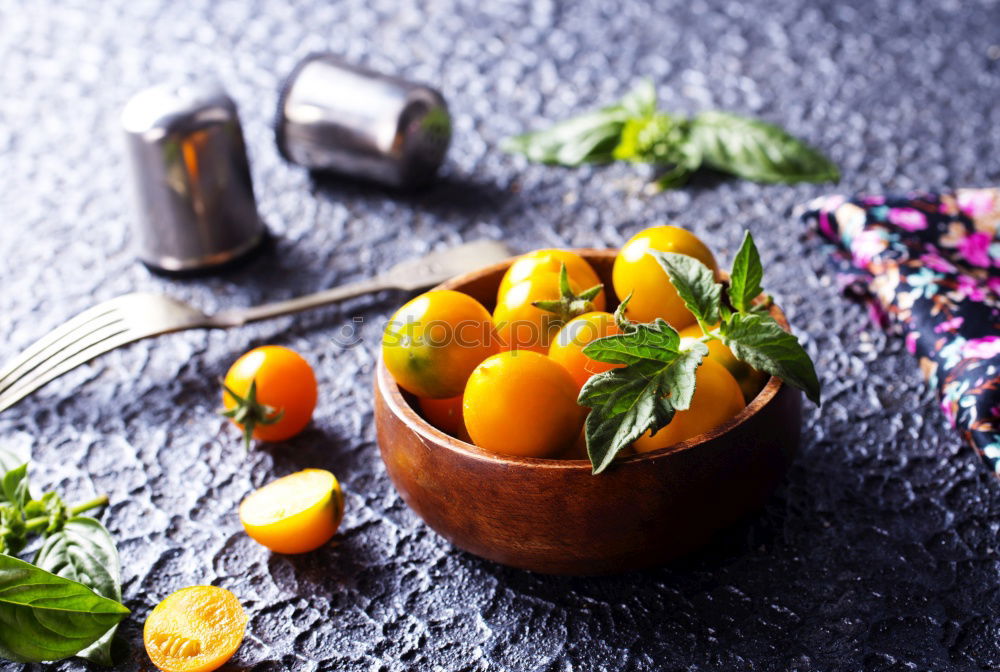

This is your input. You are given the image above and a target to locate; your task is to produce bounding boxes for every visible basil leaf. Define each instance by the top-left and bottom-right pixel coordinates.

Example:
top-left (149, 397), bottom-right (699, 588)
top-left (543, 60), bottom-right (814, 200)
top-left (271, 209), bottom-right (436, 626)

top-left (728, 231), bottom-right (764, 313)
top-left (722, 312), bottom-right (821, 404)
top-left (619, 79), bottom-right (657, 118)
top-left (651, 251), bottom-right (722, 326)
top-left (580, 322), bottom-right (706, 473)
top-left (502, 106), bottom-right (630, 166)
top-left (0, 464), bottom-right (29, 510)
top-left (688, 111), bottom-right (839, 184)
top-left (502, 80), bottom-right (662, 166)
top-left (0, 449), bottom-right (26, 477)
top-left (35, 517), bottom-right (123, 666)
top-left (0, 553), bottom-right (129, 663)
top-left (0, 505), bottom-right (26, 556)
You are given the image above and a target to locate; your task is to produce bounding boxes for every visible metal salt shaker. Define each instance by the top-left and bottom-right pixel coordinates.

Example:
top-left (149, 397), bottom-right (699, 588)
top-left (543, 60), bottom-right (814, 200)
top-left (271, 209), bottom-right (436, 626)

top-left (275, 54), bottom-right (451, 188)
top-left (122, 80), bottom-right (265, 273)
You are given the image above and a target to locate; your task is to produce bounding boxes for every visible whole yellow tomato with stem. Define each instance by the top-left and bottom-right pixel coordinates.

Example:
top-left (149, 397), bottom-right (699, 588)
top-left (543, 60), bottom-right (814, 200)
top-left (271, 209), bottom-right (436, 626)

top-left (612, 225), bottom-right (719, 327)
top-left (463, 351), bottom-right (585, 457)
top-left (382, 290), bottom-right (499, 398)
top-left (497, 249), bottom-right (606, 309)
top-left (494, 266), bottom-right (603, 353)
top-left (548, 311), bottom-right (623, 392)
top-left (222, 346), bottom-right (317, 449)
top-left (239, 468), bottom-right (344, 554)
top-left (633, 357), bottom-right (745, 453)
top-left (678, 324), bottom-right (769, 402)
top-left (143, 586), bottom-right (247, 672)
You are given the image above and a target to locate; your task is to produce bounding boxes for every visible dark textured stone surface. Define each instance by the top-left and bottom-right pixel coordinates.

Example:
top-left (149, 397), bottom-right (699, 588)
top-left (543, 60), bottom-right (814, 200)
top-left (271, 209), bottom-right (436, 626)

top-left (2, 0), bottom-right (1000, 669)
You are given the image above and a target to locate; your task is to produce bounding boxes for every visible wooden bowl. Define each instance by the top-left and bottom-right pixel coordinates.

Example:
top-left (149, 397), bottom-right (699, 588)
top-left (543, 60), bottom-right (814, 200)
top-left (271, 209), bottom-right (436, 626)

top-left (374, 249), bottom-right (802, 575)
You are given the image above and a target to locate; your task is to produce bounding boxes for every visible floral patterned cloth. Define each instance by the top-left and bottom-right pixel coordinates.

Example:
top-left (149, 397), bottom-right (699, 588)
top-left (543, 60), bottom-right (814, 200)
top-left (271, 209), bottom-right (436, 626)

top-left (801, 189), bottom-right (1000, 476)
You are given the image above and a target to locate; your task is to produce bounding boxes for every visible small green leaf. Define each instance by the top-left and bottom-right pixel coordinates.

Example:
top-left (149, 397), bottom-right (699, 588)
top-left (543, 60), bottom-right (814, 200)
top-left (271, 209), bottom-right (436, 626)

top-left (0, 504), bottom-right (26, 556)
top-left (502, 80), bottom-right (660, 167)
top-left (660, 341), bottom-right (709, 411)
top-left (722, 313), bottom-right (821, 404)
top-left (614, 114), bottom-right (687, 163)
top-left (35, 517), bottom-right (123, 666)
top-left (582, 318), bottom-right (681, 366)
top-left (502, 106), bottom-right (630, 166)
top-left (618, 79), bottom-right (657, 118)
top-left (580, 321), bottom-right (706, 473)
top-left (0, 553), bottom-right (129, 663)
top-left (23, 492), bottom-right (69, 536)
top-left (651, 250), bottom-right (722, 326)
top-left (581, 362), bottom-right (677, 474)
top-left (688, 111), bottom-right (839, 184)
top-left (0, 449), bottom-right (26, 475)
top-left (0, 464), bottom-right (30, 511)
top-left (728, 231), bottom-right (764, 313)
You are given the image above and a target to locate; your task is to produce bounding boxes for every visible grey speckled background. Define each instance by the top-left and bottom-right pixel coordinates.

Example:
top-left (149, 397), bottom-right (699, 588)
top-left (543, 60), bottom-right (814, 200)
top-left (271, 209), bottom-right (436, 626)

top-left (2, 0), bottom-right (1000, 670)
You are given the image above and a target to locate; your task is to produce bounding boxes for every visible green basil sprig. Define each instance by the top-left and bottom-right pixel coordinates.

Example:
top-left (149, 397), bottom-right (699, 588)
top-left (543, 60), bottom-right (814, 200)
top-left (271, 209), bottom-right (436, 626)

top-left (0, 450), bottom-right (127, 664)
top-left (503, 81), bottom-right (839, 189)
top-left (579, 231), bottom-right (821, 473)
top-left (35, 517), bottom-right (124, 665)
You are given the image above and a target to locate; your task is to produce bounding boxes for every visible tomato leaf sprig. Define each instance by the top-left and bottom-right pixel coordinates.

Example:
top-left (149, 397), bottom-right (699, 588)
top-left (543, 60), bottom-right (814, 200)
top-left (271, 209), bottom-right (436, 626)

top-left (579, 232), bottom-right (821, 473)
top-left (0, 446), bottom-right (127, 665)
top-left (503, 80), bottom-right (839, 190)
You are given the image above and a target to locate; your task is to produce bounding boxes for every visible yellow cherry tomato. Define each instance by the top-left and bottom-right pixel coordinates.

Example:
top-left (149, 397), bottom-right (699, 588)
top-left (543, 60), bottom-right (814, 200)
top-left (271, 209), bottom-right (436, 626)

top-left (222, 346), bottom-right (317, 445)
top-left (494, 271), bottom-right (594, 353)
top-left (633, 357), bottom-right (745, 453)
top-left (417, 394), bottom-right (470, 441)
top-left (239, 469), bottom-right (344, 554)
top-left (548, 311), bottom-right (623, 392)
top-left (383, 290), bottom-right (500, 398)
top-left (497, 249), bottom-right (606, 310)
top-left (612, 225), bottom-right (719, 327)
top-left (464, 351), bottom-right (585, 457)
top-left (678, 324), bottom-right (769, 402)
top-left (143, 586), bottom-right (247, 672)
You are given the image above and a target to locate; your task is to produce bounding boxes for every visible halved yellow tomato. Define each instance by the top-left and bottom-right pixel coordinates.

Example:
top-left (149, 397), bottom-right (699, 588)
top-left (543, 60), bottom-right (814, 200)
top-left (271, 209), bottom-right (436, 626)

top-left (239, 469), bottom-right (344, 554)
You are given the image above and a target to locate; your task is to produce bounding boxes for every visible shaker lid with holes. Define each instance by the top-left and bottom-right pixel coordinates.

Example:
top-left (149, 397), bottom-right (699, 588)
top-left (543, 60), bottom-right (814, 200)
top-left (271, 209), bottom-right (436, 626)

top-left (275, 53), bottom-right (451, 189)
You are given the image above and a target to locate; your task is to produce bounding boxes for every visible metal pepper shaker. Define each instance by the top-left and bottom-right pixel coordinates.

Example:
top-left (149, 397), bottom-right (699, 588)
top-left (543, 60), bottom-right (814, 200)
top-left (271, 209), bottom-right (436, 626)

top-left (275, 54), bottom-right (451, 188)
top-left (121, 79), bottom-right (265, 273)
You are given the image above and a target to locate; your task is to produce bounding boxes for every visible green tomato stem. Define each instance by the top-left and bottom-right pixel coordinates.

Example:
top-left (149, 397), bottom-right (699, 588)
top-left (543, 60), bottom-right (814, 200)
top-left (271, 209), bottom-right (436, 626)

top-left (23, 495), bottom-right (109, 533)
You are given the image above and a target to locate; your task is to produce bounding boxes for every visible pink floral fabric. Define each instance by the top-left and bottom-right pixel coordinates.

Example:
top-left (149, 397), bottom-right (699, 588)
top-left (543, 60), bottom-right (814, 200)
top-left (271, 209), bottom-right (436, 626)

top-left (801, 189), bottom-right (1000, 475)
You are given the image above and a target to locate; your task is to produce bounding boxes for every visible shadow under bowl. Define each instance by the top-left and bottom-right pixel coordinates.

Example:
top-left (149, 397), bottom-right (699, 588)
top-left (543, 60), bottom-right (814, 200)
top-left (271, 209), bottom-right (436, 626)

top-left (374, 249), bottom-right (802, 575)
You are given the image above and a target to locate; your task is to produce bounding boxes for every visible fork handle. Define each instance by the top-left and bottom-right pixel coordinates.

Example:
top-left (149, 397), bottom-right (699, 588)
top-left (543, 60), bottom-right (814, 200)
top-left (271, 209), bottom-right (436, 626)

top-left (209, 277), bottom-right (394, 327)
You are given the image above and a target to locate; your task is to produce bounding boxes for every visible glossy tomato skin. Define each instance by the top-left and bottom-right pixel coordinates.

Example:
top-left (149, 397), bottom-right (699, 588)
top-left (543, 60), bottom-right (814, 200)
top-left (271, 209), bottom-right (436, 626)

top-left (417, 394), bottom-right (470, 441)
top-left (463, 351), bottom-right (585, 458)
top-left (633, 357), bottom-right (745, 453)
top-left (493, 271), bottom-right (594, 354)
top-left (678, 324), bottom-right (768, 402)
top-left (223, 346), bottom-right (317, 442)
top-left (548, 311), bottom-right (623, 392)
top-left (239, 469), bottom-right (343, 554)
top-left (382, 290), bottom-right (499, 398)
top-left (497, 249), bottom-right (606, 309)
top-left (144, 586), bottom-right (247, 672)
top-left (612, 225), bottom-right (718, 327)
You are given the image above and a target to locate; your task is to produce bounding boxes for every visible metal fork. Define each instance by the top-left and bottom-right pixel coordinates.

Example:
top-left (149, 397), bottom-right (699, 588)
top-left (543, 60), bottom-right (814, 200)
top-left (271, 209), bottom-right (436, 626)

top-left (0, 239), bottom-right (511, 413)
